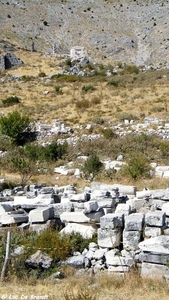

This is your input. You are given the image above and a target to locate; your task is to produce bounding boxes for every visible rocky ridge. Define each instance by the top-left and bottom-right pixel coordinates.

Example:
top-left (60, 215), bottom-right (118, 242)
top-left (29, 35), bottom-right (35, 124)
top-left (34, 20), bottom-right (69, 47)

top-left (0, 0), bottom-right (169, 68)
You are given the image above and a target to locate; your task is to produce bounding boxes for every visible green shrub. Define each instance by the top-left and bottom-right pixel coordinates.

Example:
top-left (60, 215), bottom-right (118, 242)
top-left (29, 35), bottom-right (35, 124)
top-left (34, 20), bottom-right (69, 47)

top-left (107, 79), bottom-right (119, 87)
top-left (2, 96), bottom-right (20, 107)
top-left (0, 110), bottom-right (31, 146)
top-left (102, 128), bottom-right (117, 139)
top-left (82, 85), bottom-right (96, 93)
top-left (122, 152), bottom-right (151, 180)
top-left (124, 65), bottom-right (139, 74)
top-left (65, 58), bottom-right (72, 67)
top-left (38, 72), bottom-right (46, 77)
top-left (55, 85), bottom-right (63, 95)
top-left (82, 154), bottom-right (103, 178)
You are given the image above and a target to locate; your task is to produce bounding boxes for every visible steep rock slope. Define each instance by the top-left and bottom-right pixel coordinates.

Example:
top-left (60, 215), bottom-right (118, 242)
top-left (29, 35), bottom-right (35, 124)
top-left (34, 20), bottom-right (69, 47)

top-left (0, 0), bottom-right (169, 67)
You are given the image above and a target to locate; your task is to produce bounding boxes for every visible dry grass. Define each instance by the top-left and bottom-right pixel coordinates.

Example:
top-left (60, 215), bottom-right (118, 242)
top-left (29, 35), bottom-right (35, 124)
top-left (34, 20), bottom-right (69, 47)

top-left (1, 50), bottom-right (169, 125)
top-left (1, 270), bottom-right (169, 300)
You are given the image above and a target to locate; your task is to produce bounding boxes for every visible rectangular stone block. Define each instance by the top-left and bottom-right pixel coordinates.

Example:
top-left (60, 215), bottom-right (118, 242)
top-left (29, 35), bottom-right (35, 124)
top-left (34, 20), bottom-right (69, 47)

top-left (125, 213), bottom-right (144, 231)
top-left (139, 252), bottom-right (169, 265)
top-left (50, 202), bottom-right (74, 218)
top-left (115, 203), bottom-right (131, 216)
top-left (105, 254), bottom-right (134, 267)
top-left (100, 213), bottom-right (124, 230)
top-left (29, 207), bottom-right (53, 223)
top-left (108, 265), bottom-right (129, 273)
top-left (144, 226), bottom-right (162, 239)
top-left (123, 230), bottom-right (142, 251)
top-left (145, 211), bottom-right (166, 227)
top-left (141, 262), bottom-right (169, 279)
top-left (98, 228), bottom-right (122, 248)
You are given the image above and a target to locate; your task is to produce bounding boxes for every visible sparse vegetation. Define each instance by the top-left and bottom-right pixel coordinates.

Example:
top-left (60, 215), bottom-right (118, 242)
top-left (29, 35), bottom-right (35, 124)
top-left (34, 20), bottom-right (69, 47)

top-left (2, 96), bottom-right (20, 107)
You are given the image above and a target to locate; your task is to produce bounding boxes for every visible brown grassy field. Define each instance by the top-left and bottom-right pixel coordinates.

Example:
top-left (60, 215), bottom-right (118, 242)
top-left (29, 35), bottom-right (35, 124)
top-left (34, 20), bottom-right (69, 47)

top-left (1, 270), bottom-right (169, 300)
top-left (1, 50), bottom-right (169, 125)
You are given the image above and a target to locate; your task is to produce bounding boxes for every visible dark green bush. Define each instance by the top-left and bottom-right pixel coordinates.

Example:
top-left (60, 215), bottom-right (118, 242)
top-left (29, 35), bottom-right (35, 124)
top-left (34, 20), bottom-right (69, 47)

top-left (107, 79), bottom-right (119, 87)
top-left (121, 152), bottom-right (151, 180)
top-left (82, 154), bottom-right (103, 178)
top-left (124, 65), bottom-right (139, 74)
top-left (82, 85), bottom-right (96, 93)
top-left (38, 72), bottom-right (46, 77)
top-left (55, 85), bottom-right (63, 95)
top-left (102, 128), bottom-right (117, 139)
top-left (2, 96), bottom-right (20, 107)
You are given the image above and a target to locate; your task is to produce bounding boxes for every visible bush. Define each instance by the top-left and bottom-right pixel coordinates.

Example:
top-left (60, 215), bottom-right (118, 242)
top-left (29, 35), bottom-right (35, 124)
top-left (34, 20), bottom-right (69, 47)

top-left (122, 152), bottom-right (151, 180)
top-left (55, 85), bottom-right (63, 95)
top-left (82, 154), bottom-right (103, 178)
top-left (2, 96), bottom-right (20, 107)
top-left (107, 79), bottom-right (119, 87)
top-left (0, 110), bottom-right (31, 146)
top-left (124, 65), bottom-right (139, 74)
top-left (38, 72), bottom-right (46, 77)
top-left (102, 128), bottom-right (117, 139)
top-left (82, 85), bottom-right (96, 93)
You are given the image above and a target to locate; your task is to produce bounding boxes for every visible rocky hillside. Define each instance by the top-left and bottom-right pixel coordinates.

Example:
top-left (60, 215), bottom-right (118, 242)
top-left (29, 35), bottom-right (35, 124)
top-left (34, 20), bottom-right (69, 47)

top-left (0, 0), bottom-right (169, 68)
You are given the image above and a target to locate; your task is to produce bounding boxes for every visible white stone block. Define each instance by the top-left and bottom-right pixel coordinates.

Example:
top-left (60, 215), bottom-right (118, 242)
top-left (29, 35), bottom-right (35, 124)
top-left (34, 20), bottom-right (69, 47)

top-left (60, 211), bottom-right (90, 223)
top-left (145, 211), bottom-right (165, 227)
top-left (29, 207), bottom-right (53, 223)
top-left (100, 213), bottom-right (124, 230)
top-left (84, 201), bottom-right (99, 213)
top-left (162, 202), bottom-right (169, 216)
top-left (124, 213), bottom-right (144, 231)
top-left (144, 226), bottom-right (162, 239)
top-left (141, 262), bottom-right (169, 279)
top-left (115, 203), bottom-right (131, 216)
top-left (108, 265), bottom-right (129, 273)
top-left (98, 228), bottom-right (122, 248)
top-left (123, 230), bottom-right (141, 251)
top-left (105, 255), bottom-right (134, 267)
top-left (60, 223), bottom-right (96, 239)
top-left (0, 203), bottom-right (12, 214)
top-left (138, 236), bottom-right (169, 254)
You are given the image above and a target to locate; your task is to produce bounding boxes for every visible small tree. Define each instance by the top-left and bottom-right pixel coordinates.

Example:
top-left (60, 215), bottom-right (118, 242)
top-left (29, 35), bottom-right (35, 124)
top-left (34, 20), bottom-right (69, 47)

top-left (122, 152), bottom-right (151, 180)
top-left (11, 155), bottom-right (37, 187)
top-left (82, 154), bottom-right (103, 179)
top-left (0, 110), bottom-right (31, 146)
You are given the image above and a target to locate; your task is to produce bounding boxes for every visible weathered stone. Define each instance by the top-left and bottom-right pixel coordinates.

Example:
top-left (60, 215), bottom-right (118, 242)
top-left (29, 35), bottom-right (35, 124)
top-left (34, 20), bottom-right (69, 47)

top-left (145, 211), bottom-right (165, 227)
top-left (141, 262), bottom-right (169, 279)
top-left (100, 213), bottom-right (124, 230)
top-left (0, 203), bottom-right (12, 214)
top-left (29, 207), bottom-right (53, 223)
top-left (98, 228), bottom-right (122, 248)
top-left (66, 255), bottom-right (85, 267)
top-left (25, 250), bottom-right (52, 269)
top-left (0, 210), bottom-right (28, 225)
top-left (162, 202), bottom-right (169, 216)
top-left (144, 226), bottom-right (162, 239)
top-left (85, 209), bottom-right (105, 222)
top-left (115, 203), bottom-right (131, 216)
top-left (124, 213), bottom-right (144, 231)
top-left (138, 236), bottom-right (169, 254)
top-left (123, 230), bottom-right (142, 251)
top-left (108, 265), bottom-right (129, 273)
top-left (60, 223), bottom-right (96, 239)
top-left (93, 249), bottom-right (105, 260)
top-left (139, 252), bottom-right (169, 265)
top-left (105, 255), bottom-right (135, 267)
top-left (50, 202), bottom-right (74, 218)
top-left (84, 201), bottom-right (99, 213)
top-left (60, 211), bottom-right (90, 223)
